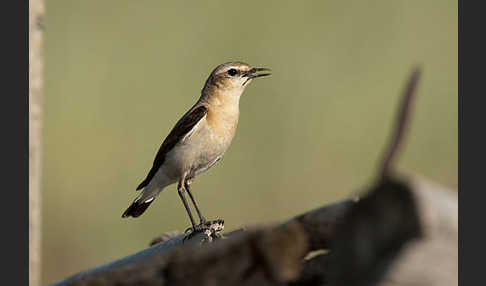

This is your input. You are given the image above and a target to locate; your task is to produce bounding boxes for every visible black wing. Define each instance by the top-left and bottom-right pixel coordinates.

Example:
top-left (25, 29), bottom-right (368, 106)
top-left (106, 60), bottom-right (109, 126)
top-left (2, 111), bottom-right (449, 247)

top-left (136, 104), bottom-right (208, 190)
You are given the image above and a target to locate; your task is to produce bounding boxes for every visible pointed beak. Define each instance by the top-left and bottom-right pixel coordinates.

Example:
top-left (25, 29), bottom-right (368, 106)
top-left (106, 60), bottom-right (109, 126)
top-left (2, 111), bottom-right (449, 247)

top-left (246, 67), bottom-right (272, 79)
top-left (242, 67), bottom-right (271, 85)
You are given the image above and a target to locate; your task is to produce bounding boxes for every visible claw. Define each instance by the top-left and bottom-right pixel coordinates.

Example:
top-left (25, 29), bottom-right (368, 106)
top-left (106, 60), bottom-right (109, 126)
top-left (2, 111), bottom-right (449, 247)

top-left (182, 225), bottom-right (205, 243)
top-left (181, 219), bottom-right (225, 244)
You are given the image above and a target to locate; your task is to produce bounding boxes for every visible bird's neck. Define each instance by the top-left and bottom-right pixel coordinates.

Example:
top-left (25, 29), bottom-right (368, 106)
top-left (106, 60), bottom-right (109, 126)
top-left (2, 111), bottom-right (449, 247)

top-left (202, 89), bottom-right (241, 137)
top-left (201, 87), bottom-right (241, 114)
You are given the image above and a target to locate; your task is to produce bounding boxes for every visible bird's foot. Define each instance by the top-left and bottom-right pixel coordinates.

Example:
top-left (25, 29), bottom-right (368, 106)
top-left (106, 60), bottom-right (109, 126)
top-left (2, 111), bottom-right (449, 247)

top-left (183, 218), bottom-right (224, 233)
top-left (199, 217), bottom-right (208, 225)
top-left (182, 219), bottom-right (225, 243)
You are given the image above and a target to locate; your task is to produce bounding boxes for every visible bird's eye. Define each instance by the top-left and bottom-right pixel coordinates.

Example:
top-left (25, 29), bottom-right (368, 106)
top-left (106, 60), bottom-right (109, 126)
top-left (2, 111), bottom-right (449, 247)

top-left (227, 69), bottom-right (238, 76)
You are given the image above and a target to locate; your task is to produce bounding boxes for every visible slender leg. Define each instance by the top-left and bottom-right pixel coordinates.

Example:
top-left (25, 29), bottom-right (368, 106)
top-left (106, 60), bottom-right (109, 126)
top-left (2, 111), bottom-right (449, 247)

top-left (177, 182), bottom-right (196, 229)
top-left (184, 180), bottom-right (206, 224)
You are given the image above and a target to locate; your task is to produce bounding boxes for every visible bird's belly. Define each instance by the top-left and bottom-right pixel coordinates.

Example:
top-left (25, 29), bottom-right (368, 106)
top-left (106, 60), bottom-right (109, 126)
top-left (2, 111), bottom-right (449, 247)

top-left (189, 153), bottom-right (222, 178)
top-left (164, 130), bottom-right (231, 180)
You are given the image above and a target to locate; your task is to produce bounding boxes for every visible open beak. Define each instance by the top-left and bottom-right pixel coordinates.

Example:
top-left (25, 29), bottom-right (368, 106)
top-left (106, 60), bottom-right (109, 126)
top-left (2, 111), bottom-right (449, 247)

top-left (243, 67), bottom-right (271, 85)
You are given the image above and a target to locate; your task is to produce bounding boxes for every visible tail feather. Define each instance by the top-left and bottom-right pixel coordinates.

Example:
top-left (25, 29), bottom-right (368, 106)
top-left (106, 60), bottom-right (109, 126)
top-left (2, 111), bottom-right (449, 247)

top-left (122, 197), bottom-right (154, 218)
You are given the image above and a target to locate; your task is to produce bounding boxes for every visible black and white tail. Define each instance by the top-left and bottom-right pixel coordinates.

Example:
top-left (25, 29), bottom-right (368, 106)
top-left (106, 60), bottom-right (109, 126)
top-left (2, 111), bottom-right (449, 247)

top-left (121, 197), bottom-right (155, 218)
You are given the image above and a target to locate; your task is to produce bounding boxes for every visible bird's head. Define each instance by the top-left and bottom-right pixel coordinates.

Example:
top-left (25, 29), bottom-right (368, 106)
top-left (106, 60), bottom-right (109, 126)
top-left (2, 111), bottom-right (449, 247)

top-left (202, 62), bottom-right (271, 99)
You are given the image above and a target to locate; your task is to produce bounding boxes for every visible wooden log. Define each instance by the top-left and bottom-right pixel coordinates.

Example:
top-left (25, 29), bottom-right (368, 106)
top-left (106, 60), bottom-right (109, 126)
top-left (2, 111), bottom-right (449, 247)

top-left (377, 176), bottom-right (458, 286)
top-left (47, 200), bottom-right (353, 286)
top-left (278, 176), bottom-right (457, 286)
top-left (46, 176), bottom-right (456, 286)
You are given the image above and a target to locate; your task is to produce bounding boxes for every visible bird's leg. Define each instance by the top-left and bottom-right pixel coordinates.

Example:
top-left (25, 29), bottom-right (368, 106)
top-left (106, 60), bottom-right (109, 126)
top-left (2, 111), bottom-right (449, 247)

top-left (177, 182), bottom-right (197, 230)
top-left (184, 180), bottom-right (207, 225)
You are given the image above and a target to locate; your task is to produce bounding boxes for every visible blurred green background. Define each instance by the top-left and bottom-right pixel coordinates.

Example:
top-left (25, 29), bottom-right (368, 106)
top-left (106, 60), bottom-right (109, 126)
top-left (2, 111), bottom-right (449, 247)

top-left (42, 0), bottom-right (457, 284)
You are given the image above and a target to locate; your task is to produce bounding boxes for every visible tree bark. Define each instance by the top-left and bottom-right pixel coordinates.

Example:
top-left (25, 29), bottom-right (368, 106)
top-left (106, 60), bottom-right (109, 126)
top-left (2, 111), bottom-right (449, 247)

top-left (29, 0), bottom-right (44, 285)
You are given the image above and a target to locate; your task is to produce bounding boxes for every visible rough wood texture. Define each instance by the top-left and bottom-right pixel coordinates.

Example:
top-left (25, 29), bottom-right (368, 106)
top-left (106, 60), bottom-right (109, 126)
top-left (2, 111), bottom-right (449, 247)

top-left (47, 201), bottom-right (351, 286)
top-left (30, 0), bottom-right (45, 286)
top-left (326, 177), bottom-right (423, 286)
top-left (377, 176), bottom-right (458, 286)
top-left (46, 68), bottom-right (457, 286)
top-left (47, 175), bottom-right (456, 286)
top-left (283, 176), bottom-right (457, 286)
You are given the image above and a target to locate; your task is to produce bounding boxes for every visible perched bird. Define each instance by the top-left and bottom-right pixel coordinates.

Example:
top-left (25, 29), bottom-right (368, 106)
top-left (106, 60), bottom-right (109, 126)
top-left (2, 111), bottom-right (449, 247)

top-left (122, 61), bottom-right (271, 231)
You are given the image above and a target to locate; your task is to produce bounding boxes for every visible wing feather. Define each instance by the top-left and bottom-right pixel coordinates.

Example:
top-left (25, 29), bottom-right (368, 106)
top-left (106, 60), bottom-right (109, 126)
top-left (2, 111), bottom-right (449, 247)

top-left (136, 104), bottom-right (208, 190)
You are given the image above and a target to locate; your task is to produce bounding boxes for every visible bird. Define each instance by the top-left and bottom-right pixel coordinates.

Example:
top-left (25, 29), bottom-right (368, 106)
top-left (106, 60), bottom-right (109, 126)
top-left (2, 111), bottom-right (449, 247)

top-left (122, 61), bottom-right (271, 232)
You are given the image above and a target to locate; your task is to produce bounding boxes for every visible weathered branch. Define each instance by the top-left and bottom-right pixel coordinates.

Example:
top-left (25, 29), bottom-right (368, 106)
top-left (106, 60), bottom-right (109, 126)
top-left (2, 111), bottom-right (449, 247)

top-left (290, 199), bottom-right (355, 251)
top-left (283, 176), bottom-right (457, 286)
top-left (379, 67), bottom-right (421, 180)
top-left (377, 176), bottom-right (458, 286)
top-left (47, 200), bottom-right (354, 286)
top-left (48, 175), bottom-right (457, 286)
